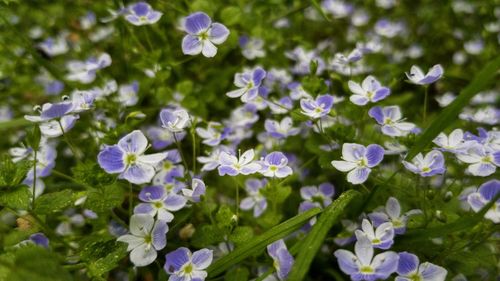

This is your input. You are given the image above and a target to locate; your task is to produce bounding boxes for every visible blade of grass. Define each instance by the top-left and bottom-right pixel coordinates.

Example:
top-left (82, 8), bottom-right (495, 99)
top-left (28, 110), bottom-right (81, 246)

top-left (287, 190), bottom-right (360, 281)
top-left (206, 207), bottom-right (322, 277)
top-left (405, 55), bottom-right (500, 160)
top-left (0, 118), bottom-right (31, 130)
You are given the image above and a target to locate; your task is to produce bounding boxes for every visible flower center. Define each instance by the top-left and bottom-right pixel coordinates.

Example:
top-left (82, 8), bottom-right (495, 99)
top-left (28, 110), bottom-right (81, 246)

top-left (371, 238), bottom-right (381, 244)
top-left (367, 91), bottom-right (374, 99)
top-left (199, 31), bottom-right (209, 41)
top-left (422, 166), bottom-right (431, 172)
top-left (154, 201), bottom-right (163, 209)
top-left (183, 263), bottom-right (193, 274)
top-left (383, 117), bottom-right (393, 125)
top-left (125, 153), bottom-right (137, 165)
top-left (481, 155), bottom-right (492, 163)
top-left (360, 266), bottom-right (374, 273)
top-left (270, 165), bottom-right (278, 171)
top-left (163, 161), bottom-right (173, 170)
top-left (144, 234), bottom-right (152, 244)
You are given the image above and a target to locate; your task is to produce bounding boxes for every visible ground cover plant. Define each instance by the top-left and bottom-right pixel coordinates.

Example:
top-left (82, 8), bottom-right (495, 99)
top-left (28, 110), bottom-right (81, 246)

top-left (0, 0), bottom-right (499, 280)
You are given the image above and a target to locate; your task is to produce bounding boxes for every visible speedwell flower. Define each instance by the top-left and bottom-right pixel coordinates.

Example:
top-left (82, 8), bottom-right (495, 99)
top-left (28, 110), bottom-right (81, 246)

top-left (331, 143), bottom-right (384, 184)
top-left (240, 178), bottom-right (268, 217)
top-left (218, 149), bottom-right (261, 176)
top-left (402, 150), bottom-right (446, 177)
top-left (467, 179), bottom-right (500, 223)
top-left (300, 94), bottom-right (334, 119)
top-left (134, 186), bottom-right (187, 222)
top-left (267, 239), bottom-right (294, 281)
top-left (164, 247), bottom-right (213, 281)
top-left (405, 64), bottom-right (443, 85)
top-left (396, 252), bottom-right (447, 281)
top-left (125, 2), bottom-right (162, 26)
top-left (259, 151), bottom-right (293, 178)
top-left (368, 106), bottom-right (416, 137)
top-left (348, 75), bottom-right (390, 106)
top-left (181, 12), bottom-right (230, 57)
top-left (355, 219), bottom-right (395, 250)
top-left (226, 67), bottom-right (267, 102)
top-left (368, 197), bottom-right (422, 235)
top-left (98, 130), bottom-right (168, 184)
top-left (117, 214), bottom-right (168, 267)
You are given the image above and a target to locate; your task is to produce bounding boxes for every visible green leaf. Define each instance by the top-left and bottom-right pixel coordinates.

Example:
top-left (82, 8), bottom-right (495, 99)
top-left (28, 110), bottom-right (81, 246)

top-left (229, 226), bottom-right (254, 245)
top-left (4, 245), bottom-right (72, 281)
top-left (405, 55), bottom-right (500, 160)
top-left (191, 224), bottom-right (225, 248)
top-left (34, 190), bottom-right (75, 214)
top-left (0, 186), bottom-right (31, 210)
top-left (0, 118), bottom-right (31, 131)
top-left (80, 239), bottom-right (128, 277)
top-left (220, 7), bottom-right (242, 26)
top-left (287, 190), bottom-right (361, 281)
top-left (207, 207), bottom-right (322, 277)
top-left (216, 205), bottom-right (236, 228)
top-left (84, 184), bottom-right (125, 213)
top-left (0, 156), bottom-right (29, 188)
top-left (224, 266), bottom-right (249, 281)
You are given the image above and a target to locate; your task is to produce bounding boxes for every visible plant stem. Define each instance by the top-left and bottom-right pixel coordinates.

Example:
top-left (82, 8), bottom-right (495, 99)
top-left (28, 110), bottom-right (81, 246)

top-left (31, 149), bottom-right (37, 210)
top-left (423, 85), bottom-right (429, 123)
top-left (173, 132), bottom-right (191, 181)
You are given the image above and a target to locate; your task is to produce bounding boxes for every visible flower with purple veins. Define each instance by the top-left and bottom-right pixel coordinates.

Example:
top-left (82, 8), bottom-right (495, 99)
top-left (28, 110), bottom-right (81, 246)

top-left (25, 101), bottom-right (74, 123)
top-left (455, 144), bottom-right (499, 177)
top-left (66, 53), bottom-right (111, 84)
top-left (432, 129), bottom-right (472, 153)
top-left (134, 186), bottom-right (187, 222)
top-left (264, 117), bottom-right (300, 139)
top-left (240, 178), bottom-right (268, 217)
top-left (147, 126), bottom-right (183, 150)
top-left (239, 36), bottom-right (266, 60)
top-left (226, 67), bottom-right (267, 102)
top-left (98, 130), bottom-right (168, 184)
top-left (331, 143), bottom-right (385, 185)
top-left (196, 122), bottom-right (228, 146)
top-left (368, 106), bottom-right (416, 137)
top-left (125, 2), bottom-right (162, 26)
top-left (197, 146), bottom-right (232, 171)
top-left (160, 108), bottom-right (191, 133)
top-left (405, 64), bottom-right (443, 85)
top-left (37, 37), bottom-right (68, 57)
top-left (17, 233), bottom-right (50, 248)
top-left (334, 234), bottom-right (399, 281)
top-left (218, 149), bottom-right (261, 176)
top-left (300, 183), bottom-right (335, 208)
top-left (368, 197), bottom-right (422, 235)
top-left (117, 214), bottom-right (168, 267)
top-left (402, 150), bottom-right (446, 177)
top-left (464, 128), bottom-right (500, 152)
top-left (288, 82), bottom-right (312, 100)
top-left (396, 252), bottom-right (447, 281)
top-left (164, 247), bottom-right (213, 281)
top-left (467, 179), bottom-right (500, 223)
top-left (300, 94), bottom-right (334, 119)
top-left (182, 178), bottom-right (206, 203)
top-left (355, 219), bottom-right (395, 250)
top-left (181, 12), bottom-right (229, 58)
top-left (39, 114), bottom-right (79, 138)
top-left (267, 239), bottom-right (294, 281)
top-left (259, 151), bottom-right (293, 178)
top-left (118, 81), bottom-right (139, 107)
top-left (70, 90), bottom-right (97, 112)
top-left (348, 75), bottom-right (390, 106)
top-left (268, 96), bottom-right (293, 114)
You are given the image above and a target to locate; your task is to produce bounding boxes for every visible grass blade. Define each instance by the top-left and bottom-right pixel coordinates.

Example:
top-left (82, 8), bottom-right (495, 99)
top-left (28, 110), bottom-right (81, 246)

top-left (405, 55), bottom-right (500, 160)
top-left (287, 190), bottom-right (360, 281)
top-left (0, 118), bottom-right (31, 131)
top-left (206, 207), bottom-right (322, 277)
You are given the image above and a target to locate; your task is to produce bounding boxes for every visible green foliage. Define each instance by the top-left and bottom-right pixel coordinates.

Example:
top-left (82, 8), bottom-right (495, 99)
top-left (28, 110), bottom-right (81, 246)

top-left (0, 155), bottom-right (29, 189)
top-left (0, 246), bottom-right (72, 281)
top-left (80, 238), bottom-right (128, 277)
top-left (72, 161), bottom-right (115, 187)
top-left (83, 184), bottom-right (125, 213)
top-left (34, 190), bottom-right (75, 214)
top-left (0, 185), bottom-right (31, 209)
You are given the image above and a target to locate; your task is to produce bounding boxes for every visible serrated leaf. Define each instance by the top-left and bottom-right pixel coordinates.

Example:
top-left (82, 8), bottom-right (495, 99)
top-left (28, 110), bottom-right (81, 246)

top-left (229, 226), bottom-right (254, 245)
top-left (0, 186), bottom-right (31, 210)
top-left (34, 190), bottom-right (74, 214)
top-left (81, 239), bottom-right (127, 277)
top-left (84, 184), bottom-right (124, 213)
top-left (192, 224), bottom-right (225, 248)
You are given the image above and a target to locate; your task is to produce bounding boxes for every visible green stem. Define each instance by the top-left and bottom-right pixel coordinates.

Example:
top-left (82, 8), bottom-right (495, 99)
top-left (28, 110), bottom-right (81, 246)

top-left (31, 149), bottom-right (37, 210)
top-left (423, 85), bottom-right (429, 123)
top-left (57, 120), bottom-right (79, 159)
top-left (173, 132), bottom-right (191, 181)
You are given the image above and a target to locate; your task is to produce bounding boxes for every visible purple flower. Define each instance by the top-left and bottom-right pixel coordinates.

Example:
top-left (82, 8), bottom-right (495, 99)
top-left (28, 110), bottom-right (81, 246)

top-left (405, 64), bottom-right (444, 85)
top-left (300, 183), bottom-right (335, 208)
top-left (164, 247), bottom-right (213, 281)
top-left (331, 143), bottom-right (384, 184)
top-left (239, 36), bottom-right (266, 60)
top-left (264, 117), bottom-right (300, 139)
top-left (348, 76), bottom-right (390, 105)
top-left (300, 94), bottom-right (334, 119)
top-left (66, 53), bottom-right (112, 84)
top-left (402, 150), bottom-right (446, 177)
top-left (197, 146), bottom-right (231, 171)
top-left (355, 219), bottom-right (395, 250)
top-left (196, 122), bottom-right (228, 146)
top-left (286, 46), bottom-right (325, 75)
top-left (71, 90), bottom-right (97, 112)
top-left (118, 81), bottom-right (139, 107)
top-left (456, 144), bottom-right (500, 177)
top-left (182, 178), bottom-right (206, 203)
top-left (226, 67), bottom-right (267, 102)
top-left (160, 108), bottom-right (191, 133)
top-left (218, 149), bottom-right (261, 176)
top-left (267, 239), bottom-right (294, 281)
top-left (334, 234), bottom-right (399, 281)
top-left (29, 233), bottom-right (49, 248)
top-left (240, 178), bottom-right (268, 217)
top-left (432, 129), bottom-right (473, 153)
top-left (368, 106), bottom-right (416, 137)
top-left (134, 186), bottom-right (187, 222)
top-left (125, 2), bottom-right (162, 26)
top-left (467, 179), bottom-right (500, 223)
top-left (117, 214), bottom-right (168, 267)
top-left (98, 130), bottom-right (168, 184)
top-left (39, 115), bottom-right (79, 138)
top-left (268, 96), bottom-right (293, 114)
top-left (182, 12), bottom-right (230, 58)
top-left (259, 151), bottom-right (293, 178)
top-left (368, 197), bottom-right (422, 235)
top-left (396, 252), bottom-right (447, 281)
top-left (37, 37), bottom-right (68, 57)
top-left (25, 101), bottom-right (74, 122)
